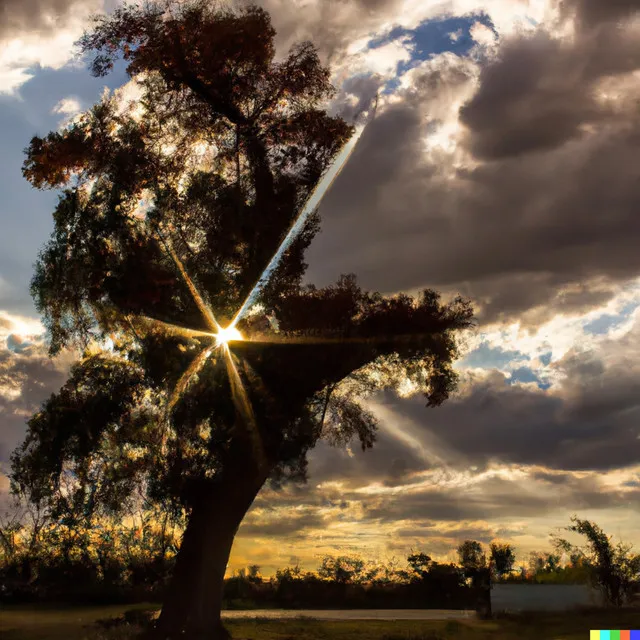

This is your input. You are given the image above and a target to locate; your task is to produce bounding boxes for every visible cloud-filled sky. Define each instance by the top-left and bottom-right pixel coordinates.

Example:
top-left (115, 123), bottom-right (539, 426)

top-left (1, 0), bottom-right (640, 574)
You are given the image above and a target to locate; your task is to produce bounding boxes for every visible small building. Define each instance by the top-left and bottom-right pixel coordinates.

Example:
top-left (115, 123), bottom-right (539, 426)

top-left (491, 584), bottom-right (605, 613)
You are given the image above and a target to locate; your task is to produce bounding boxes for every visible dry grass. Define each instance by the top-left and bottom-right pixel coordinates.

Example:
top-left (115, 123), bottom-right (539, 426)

top-left (2, 605), bottom-right (640, 639)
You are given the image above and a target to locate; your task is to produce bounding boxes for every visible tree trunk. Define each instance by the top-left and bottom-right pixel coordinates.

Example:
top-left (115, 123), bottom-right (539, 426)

top-left (154, 467), bottom-right (268, 639)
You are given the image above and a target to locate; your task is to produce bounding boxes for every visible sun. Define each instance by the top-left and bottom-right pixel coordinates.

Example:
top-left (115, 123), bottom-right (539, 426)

top-left (215, 326), bottom-right (243, 347)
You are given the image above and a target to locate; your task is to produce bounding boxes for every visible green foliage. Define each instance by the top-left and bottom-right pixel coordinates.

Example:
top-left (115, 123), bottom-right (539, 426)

top-left (0, 501), bottom-right (182, 603)
top-left (553, 516), bottom-right (640, 605)
top-left (15, 0), bottom-right (474, 525)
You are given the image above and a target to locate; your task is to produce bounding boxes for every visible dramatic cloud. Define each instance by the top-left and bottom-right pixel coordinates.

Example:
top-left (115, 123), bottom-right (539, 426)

top-left (306, 5), bottom-right (640, 327)
top-left (559, 0), bottom-right (640, 29)
top-left (229, 457), bottom-right (640, 572)
top-left (0, 0), bottom-right (102, 93)
top-left (0, 313), bottom-right (69, 470)
top-left (459, 26), bottom-right (640, 159)
top-left (260, 0), bottom-right (407, 61)
top-left (224, 304), bottom-right (640, 572)
top-left (364, 304), bottom-right (640, 472)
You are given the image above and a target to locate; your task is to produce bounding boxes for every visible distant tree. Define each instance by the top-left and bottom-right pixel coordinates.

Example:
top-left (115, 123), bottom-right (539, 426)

top-left (318, 555), bottom-right (366, 584)
top-left (12, 2), bottom-right (473, 638)
top-left (407, 552), bottom-right (433, 580)
top-left (490, 542), bottom-right (515, 579)
top-left (554, 517), bottom-right (640, 606)
top-left (246, 564), bottom-right (261, 583)
top-left (457, 540), bottom-right (486, 575)
top-left (545, 552), bottom-right (561, 573)
top-left (457, 540), bottom-right (490, 618)
top-left (528, 551), bottom-right (546, 576)
top-left (425, 562), bottom-right (467, 590)
top-left (527, 551), bottom-right (561, 576)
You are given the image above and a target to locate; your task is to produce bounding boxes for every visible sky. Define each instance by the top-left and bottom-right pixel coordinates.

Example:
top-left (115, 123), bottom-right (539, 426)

top-left (1, 0), bottom-right (640, 575)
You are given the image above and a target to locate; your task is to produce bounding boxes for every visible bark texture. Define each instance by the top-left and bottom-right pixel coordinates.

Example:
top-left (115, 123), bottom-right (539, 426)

top-left (155, 465), bottom-right (268, 639)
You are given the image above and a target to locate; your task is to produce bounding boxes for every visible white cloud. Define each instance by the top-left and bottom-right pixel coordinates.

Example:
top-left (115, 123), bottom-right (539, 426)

top-left (359, 39), bottom-right (413, 76)
top-left (476, 278), bottom-right (640, 364)
top-left (52, 96), bottom-right (82, 117)
top-left (0, 310), bottom-right (44, 342)
top-left (470, 21), bottom-right (498, 47)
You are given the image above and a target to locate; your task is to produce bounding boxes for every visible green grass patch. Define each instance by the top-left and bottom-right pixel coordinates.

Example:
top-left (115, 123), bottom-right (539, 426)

top-left (2, 605), bottom-right (640, 639)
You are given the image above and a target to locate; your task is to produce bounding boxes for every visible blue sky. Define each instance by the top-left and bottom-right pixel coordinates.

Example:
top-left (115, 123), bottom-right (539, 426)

top-left (370, 13), bottom-right (497, 69)
top-left (0, 60), bottom-right (129, 316)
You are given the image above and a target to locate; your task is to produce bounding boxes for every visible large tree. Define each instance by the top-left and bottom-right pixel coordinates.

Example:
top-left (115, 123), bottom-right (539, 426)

top-left (11, 2), bottom-right (474, 638)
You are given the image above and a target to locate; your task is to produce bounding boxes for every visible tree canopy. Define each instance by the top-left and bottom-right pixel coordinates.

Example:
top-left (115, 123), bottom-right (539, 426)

top-left (12, 2), bottom-right (474, 637)
top-left (14, 0), bottom-right (472, 519)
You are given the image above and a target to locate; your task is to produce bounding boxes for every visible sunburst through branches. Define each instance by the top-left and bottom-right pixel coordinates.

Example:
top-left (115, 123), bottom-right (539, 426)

top-left (140, 106), bottom-right (377, 425)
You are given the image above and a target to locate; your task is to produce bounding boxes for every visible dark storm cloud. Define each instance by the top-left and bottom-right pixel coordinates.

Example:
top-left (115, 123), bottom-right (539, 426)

top-left (378, 314), bottom-right (640, 472)
top-left (530, 470), bottom-right (574, 485)
top-left (249, 317), bottom-right (640, 500)
top-left (0, 0), bottom-right (91, 38)
top-left (306, 14), bottom-right (640, 325)
top-left (308, 430), bottom-right (429, 488)
top-left (559, 0), bottom-right (640, 29)
top-left (0, 346), bottom-right (69, 466)
top-left (459, 26), bottom-right (640, 160)
top-left (239, 512), bottom-right (327, 538)
top-left (361, 474), bottom-right (637, 524)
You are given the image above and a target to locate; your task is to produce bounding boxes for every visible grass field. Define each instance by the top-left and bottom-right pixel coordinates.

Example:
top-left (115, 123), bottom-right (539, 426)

top-left (2, 605), bottom-right (640, 639)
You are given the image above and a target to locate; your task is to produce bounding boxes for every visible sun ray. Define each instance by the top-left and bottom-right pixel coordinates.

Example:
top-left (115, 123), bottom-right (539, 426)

top-left (215, 326), bottom-right (243, 346)
top-left (139, 102), bottom-right (378, 438)
top-left (223, 345), bottom-right (267, 469)
top-left (168, 346), bottom-right (215, 410)
top-left (230, 120), bottom-right (369, 328)
top-left (154, 228), bottom-right (221, 333)
top-left (130, 315), bottom-right (216, 340)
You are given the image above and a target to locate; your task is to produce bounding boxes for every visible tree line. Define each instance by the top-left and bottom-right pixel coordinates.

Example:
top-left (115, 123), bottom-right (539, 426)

top-left (2, 506), bottom-right (638, 610)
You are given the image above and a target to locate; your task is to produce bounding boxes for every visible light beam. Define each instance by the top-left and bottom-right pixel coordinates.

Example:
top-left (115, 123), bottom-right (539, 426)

top-left (155, 228), bottom-right (221, 333)
top-left (145, 101), bottom-right (377, 422)
top-left (131, 315), bottom-right (215, 340)
top-left (230, 121), bottom-right (368, 328)
top-left (223, 346), bottom-right (266, 469)
top-left (169, 346), bottom-right (215, 410)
